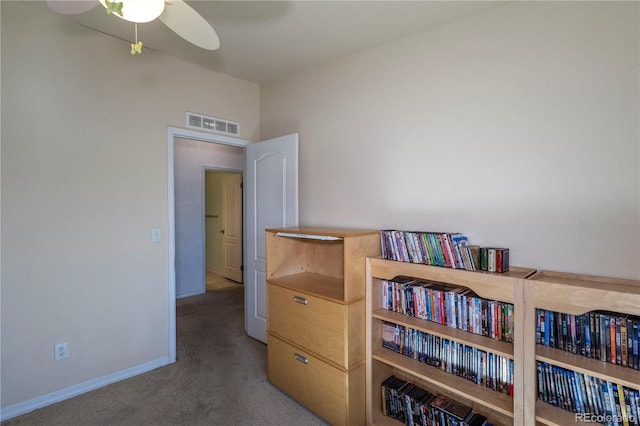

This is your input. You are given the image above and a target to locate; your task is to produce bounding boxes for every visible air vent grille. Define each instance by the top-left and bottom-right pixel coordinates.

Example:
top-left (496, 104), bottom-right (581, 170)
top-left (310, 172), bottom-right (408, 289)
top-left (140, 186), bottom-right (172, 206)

top-left (186, 112), bottom-right (240, 136)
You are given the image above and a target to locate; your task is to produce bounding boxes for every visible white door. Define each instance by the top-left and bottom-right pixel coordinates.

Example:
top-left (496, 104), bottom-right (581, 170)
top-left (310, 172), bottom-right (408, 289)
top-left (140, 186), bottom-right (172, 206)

top-left (245, 134), bottom-right (298, 343)
top-left (222, 174), bottom-right (243, 283)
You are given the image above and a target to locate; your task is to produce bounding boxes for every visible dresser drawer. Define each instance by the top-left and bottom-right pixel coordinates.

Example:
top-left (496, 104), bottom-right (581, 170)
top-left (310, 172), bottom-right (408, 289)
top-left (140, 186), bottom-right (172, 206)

top-left (268, 284), bottom-right (346, 366)
top-left (268, 335), bottom-right (348, 425)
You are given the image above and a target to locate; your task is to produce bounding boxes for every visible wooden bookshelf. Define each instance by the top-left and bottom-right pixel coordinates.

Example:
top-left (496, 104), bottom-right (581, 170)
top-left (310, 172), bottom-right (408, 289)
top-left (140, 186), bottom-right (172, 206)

top-left (528, 270), bottom-right (640, 426)
top-left (367, 261), bottom-right (640, 426)
top-left (366, 257), bottom-right (536, 425)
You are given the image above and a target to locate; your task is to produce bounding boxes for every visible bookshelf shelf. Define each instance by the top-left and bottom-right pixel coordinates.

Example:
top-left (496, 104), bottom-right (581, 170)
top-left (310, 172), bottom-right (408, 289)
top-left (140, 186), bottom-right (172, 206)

top-left (372, 308), bottom-right (515, 359)
top-left (372, 347), bottom-right (515, 418)
top-left (535, 400), bottom-right (580, 426)
top-left (535, 345), bottom-right (640, 390)
top-left (366, 257), bottom-right (534, 425)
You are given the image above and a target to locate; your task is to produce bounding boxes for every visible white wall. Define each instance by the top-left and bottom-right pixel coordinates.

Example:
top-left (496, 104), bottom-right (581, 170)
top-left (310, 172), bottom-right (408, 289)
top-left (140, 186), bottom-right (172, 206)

top-left (0, 2), bottom-right (258, 412)
top-left (261, 1), bottom-right (640, 280)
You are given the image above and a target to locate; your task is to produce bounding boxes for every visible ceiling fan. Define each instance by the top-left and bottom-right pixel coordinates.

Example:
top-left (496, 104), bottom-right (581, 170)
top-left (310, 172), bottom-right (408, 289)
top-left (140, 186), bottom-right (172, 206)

top-left (47, 0), bottom-right (220, 55)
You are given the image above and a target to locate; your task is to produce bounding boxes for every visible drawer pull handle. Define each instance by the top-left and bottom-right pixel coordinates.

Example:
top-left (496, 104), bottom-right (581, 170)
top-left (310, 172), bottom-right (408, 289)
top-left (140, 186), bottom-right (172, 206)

top-left (293, 296), bottom-right (308, 305)
top-left (293, 353), bottom-right (309, 364)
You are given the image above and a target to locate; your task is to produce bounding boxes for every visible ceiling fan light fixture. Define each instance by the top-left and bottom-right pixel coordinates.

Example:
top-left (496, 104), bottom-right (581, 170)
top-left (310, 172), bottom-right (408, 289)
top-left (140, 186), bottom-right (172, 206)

top-left (99, 0), bottom-right (166, 23)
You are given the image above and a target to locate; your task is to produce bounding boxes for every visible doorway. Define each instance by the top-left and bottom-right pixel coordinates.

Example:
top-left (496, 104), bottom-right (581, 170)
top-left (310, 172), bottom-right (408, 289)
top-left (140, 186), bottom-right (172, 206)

top-left (168, 127), bottom-right (298, 358)
top-left (204, 170), bottom-right (243, 292)
top-left (167, 127), bottom-right (249, 363)
top-left (173, 136), bottom-right (245, 299)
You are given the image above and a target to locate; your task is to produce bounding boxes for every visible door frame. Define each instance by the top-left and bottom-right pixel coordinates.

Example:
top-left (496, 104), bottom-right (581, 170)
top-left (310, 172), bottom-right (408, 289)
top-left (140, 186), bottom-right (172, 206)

top-left (167, 126), bottom-right (249, 363)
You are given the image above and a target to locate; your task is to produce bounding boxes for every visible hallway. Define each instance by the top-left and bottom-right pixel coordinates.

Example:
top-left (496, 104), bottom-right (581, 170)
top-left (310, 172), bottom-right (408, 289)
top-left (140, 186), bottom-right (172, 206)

top-left (206, 271), bottom-right (242, 292)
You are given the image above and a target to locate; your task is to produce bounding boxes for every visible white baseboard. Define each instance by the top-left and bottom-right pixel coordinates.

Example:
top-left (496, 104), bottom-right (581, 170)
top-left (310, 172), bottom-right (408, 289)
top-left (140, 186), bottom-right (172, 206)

top-left (0, 356), bottom-right (171, 422)
top-left (176, 290), bottom-right (205, 299)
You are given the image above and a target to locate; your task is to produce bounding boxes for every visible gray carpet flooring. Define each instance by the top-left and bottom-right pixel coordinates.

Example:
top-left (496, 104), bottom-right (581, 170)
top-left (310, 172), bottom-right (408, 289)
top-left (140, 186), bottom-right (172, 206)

top-left (3, 287), bottom-right (329, 426)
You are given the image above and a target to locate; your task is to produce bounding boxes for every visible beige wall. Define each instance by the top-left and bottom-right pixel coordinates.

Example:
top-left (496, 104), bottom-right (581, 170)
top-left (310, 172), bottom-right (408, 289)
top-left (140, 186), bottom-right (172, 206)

top-left (261, 1), bottom-right (640, 280)
top-left (1, 2), bottom-right (258, 409)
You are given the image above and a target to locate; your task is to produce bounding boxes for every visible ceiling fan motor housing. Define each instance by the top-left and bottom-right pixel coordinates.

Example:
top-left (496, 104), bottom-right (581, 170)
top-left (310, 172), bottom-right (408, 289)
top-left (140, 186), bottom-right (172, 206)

top-left (99, 0), bottom-right (165, 23)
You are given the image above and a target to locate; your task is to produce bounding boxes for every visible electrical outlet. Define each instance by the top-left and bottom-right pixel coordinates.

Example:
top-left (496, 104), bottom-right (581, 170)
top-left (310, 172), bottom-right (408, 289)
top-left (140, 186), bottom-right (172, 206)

top-left (54, 342), bottom-right (68, 361)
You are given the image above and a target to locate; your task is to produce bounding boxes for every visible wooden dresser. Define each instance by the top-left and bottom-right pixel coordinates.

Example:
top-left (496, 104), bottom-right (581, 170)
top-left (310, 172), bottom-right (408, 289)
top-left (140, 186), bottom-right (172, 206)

top-left (266, 227), bottom-right (380, 425)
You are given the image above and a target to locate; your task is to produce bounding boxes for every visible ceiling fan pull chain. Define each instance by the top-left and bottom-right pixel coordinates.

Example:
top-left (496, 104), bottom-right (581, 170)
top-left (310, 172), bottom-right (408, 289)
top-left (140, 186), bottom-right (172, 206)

top-left (130, 22), bottom-right (143, 55)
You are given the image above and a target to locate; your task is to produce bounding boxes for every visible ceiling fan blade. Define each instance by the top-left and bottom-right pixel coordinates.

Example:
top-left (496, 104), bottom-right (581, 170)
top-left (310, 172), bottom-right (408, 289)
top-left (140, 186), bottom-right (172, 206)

top-left (159, 0), bottom-right (220, 51)
top-left (47, 0), bottom-right (99, 15)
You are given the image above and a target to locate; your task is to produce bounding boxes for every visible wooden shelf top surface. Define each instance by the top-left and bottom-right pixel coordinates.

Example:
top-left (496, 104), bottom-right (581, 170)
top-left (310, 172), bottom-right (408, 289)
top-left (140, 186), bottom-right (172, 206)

top-left (266, 226), bottom-right (379, 238)
top-left (368, 257), bottom-right (535, 280)
top-left (529, 270), bottom-right (640, 295)
top-left (530, 270), bottom-right (640, 315)
top-left (367, 257), bottom-right (533, 304)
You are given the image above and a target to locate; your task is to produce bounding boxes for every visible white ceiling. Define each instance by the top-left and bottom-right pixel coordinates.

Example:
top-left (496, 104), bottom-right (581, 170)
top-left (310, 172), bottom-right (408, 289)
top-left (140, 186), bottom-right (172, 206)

top-left (25, 1), bottom-right (509, 84)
